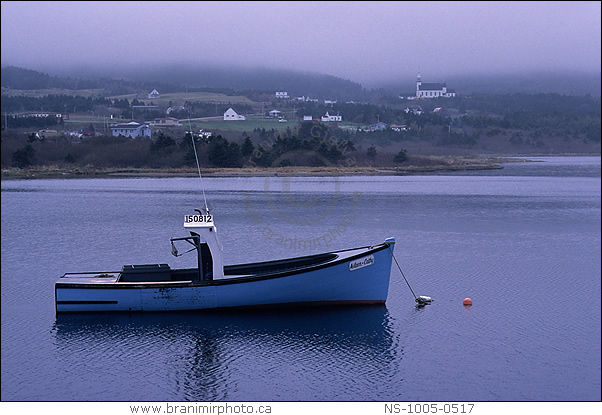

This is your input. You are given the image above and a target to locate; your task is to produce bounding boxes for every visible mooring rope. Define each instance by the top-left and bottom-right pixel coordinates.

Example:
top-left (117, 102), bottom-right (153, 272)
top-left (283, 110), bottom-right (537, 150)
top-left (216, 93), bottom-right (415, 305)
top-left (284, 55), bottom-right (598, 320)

top-left (388, 245), bottom-right (417, 300)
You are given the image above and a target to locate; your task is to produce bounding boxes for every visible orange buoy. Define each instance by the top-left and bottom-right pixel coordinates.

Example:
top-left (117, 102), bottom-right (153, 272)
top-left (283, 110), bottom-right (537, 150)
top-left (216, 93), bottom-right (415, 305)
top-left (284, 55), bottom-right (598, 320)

top-left (463, 298), bottom-right (473, 306)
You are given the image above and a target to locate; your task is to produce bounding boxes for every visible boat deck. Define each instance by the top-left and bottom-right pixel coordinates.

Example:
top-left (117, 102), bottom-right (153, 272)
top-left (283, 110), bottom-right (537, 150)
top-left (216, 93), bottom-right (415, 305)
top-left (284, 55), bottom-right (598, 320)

top-left (56, 245), bottom-right (383, 286)
top-left (58, 272), bottom-right (121, 284)
top-left (57, 271), bottom-right (193, 285)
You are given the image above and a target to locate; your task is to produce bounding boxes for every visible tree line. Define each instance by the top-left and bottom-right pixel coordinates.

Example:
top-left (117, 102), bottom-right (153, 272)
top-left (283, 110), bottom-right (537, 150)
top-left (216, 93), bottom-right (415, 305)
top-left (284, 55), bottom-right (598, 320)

top-left (2, 122), bottom-right (410, 170)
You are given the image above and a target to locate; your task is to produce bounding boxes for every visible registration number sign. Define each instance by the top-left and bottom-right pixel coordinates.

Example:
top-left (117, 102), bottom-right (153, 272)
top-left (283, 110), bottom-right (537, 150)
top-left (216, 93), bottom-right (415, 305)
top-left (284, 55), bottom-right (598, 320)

top-left (184, 214), bottom-right (213, 226)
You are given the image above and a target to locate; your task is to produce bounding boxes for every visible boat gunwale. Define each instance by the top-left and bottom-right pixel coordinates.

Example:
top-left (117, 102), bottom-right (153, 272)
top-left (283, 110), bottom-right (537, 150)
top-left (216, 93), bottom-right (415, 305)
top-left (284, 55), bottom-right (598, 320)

top-left (55, 242), bottom-right (392, 290)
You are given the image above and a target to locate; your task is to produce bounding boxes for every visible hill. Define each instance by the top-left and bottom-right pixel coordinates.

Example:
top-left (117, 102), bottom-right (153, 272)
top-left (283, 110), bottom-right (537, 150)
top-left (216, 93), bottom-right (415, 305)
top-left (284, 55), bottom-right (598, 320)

top-left (1, 65), bottom-right (368, 102)
top-left (4, 65), bottom-right (601, 102)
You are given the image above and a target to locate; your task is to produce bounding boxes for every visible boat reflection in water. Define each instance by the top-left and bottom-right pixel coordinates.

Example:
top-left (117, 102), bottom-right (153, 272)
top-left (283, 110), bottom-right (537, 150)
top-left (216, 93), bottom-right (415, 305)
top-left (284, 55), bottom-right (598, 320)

top-left (53, 306), bottom-right (400, 401)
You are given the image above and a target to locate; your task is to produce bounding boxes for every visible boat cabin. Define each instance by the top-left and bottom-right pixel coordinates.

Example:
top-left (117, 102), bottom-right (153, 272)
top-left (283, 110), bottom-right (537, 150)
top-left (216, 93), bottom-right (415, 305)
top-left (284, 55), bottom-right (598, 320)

top-left (117, 213), bottom-right (224, 284)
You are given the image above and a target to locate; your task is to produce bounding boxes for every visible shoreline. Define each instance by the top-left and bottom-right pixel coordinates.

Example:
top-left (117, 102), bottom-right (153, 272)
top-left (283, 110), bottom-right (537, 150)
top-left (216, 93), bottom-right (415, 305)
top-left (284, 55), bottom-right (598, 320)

top-left (1, 156), bottom-right (511, 179)
top-left (2, 154), bottom-right (597, 180)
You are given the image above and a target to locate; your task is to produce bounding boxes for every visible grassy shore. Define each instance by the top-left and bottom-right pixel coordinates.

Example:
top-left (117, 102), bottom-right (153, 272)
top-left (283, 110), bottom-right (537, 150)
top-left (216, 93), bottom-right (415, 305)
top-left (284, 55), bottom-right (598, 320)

top-left (1, 156), bottom-right (520, 180)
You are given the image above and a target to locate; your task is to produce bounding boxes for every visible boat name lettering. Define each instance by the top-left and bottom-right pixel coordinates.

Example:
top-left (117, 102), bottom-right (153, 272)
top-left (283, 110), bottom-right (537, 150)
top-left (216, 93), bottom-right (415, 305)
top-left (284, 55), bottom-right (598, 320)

top-left (349, 255), bottom-right (375, 271)
top-left (184, 215), bottom-right (213, 224)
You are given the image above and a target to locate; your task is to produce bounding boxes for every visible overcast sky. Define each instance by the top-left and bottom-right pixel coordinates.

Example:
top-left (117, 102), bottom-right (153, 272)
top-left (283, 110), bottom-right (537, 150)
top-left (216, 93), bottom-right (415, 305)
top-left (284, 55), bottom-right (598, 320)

top-left (1, 1), bottom-right (600, 86)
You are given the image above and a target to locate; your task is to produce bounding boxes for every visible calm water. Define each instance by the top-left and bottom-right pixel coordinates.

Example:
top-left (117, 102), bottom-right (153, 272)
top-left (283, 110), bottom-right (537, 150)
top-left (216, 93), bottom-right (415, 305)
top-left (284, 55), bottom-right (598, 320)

top-left (1, 156), bottom-right (600, 402)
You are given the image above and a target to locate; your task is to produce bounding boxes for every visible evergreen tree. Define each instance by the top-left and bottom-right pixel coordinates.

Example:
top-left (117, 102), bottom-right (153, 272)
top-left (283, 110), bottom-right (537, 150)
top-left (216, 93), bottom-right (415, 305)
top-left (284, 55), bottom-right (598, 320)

top-left (393, 148), bottom-right (408, 163)
top-left (150, 132), bottom-right (176, 154)
top-left (208, 136), bottom-right (241, 168)
top-left (12, 144), bottom-right (35, 168)
top-left (241, 136), bottom-right (255, 158)
top-left (367, 145), bottom-right (377, 160)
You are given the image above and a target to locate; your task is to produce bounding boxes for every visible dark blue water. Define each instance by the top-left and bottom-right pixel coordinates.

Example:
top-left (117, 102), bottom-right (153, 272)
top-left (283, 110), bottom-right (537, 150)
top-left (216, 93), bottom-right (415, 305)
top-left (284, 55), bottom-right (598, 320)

top-left (1, 156), bottom-right (600, 401)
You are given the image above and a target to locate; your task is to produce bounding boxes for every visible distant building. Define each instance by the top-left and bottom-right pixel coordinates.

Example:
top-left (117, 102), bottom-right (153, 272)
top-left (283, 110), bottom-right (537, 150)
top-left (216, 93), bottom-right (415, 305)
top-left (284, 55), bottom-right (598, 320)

top-left (296, 96), bottom-right (319, 103)
top-left (37, 129), bottom-right (58, 138)
top-left (275, 91), bottom-right (289, 99)
top-left (303, 115), bottom-right (313, 121)
top-left (321, 111), bottom-right (342, 122)
top-left (14, 111), bottom-right (66, 119)
top-left (390, 124), bottom-right (409, 132)
top-left (416, 74), bottom-right (456, 98)
top-left (151, 117), bottom-right (181, 126)
top-left (268, 109), bottom-right (282, 118)
top-left (223, 107), bottom-right (246, 121)
top-left (198, 129), bottom-right (212, 138)
top-left (110, 121), bottom-right (151, 138)
top-left (404, 106), bottom-right (423, 115)
top-left (148, 89), bottom-right (160, 99)
top-left (369, 122), bottom-right (387, 131)
top-left (166, 105), bottom-right (185, 115)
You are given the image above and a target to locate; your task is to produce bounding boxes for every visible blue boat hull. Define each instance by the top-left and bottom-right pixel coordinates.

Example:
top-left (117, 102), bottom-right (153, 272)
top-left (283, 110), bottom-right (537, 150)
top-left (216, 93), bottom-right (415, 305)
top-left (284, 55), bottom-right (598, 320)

top-left (55, 241), bottom-right (395, 313)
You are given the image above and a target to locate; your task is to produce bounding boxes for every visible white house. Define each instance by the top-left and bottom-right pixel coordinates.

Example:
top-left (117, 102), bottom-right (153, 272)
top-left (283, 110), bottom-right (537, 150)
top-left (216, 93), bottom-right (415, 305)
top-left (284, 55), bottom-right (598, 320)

top-left (148, 89), bottom-right (160, 99)
top-left (303, 115), bottom-right (313, 121)
top-left (321, 111), bottom-right (342, 122)
top-left (391, 124), bottom-right (409, 132)
top-left (224, 107), bottom-right (246, 121)
top-left (111, 121), bottom-right (151, 138)
top-left (416, 74), bottom-right (456, 98)
top-left (268, 109), bottom-right (282, 118)
top-left (275, 91), bottom-right (289, 99)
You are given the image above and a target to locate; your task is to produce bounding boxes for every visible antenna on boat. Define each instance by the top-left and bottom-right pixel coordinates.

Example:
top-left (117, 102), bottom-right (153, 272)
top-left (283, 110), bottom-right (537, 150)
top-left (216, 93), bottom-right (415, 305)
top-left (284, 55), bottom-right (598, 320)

top-left (187, 113), bottom-right (209, 214)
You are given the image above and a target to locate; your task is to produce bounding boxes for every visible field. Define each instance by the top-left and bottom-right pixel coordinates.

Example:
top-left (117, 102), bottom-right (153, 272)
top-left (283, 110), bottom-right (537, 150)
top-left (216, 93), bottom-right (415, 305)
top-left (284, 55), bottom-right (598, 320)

top-left (186, 115), bottom-right (299, 133)
top-left (24, 88), bottom-right (303, 134)
top-left (0, 87), bottom-right (106, 98)
top-left (109, 91), bottom-right (259, 108)
top-left (3, 87), bottom-right (380, 136)
top-left (61, 114), bottom-right (299, 136)
top-left (2, 87), bottom-right (258, 105)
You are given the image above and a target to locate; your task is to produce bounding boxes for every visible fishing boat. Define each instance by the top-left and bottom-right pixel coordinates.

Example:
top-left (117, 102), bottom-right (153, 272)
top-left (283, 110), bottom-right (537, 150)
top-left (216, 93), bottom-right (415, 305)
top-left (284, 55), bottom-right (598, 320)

top-left (54, 130), bottom-right (405, 313)
top-left (55, 210), bottom-right (397, 313)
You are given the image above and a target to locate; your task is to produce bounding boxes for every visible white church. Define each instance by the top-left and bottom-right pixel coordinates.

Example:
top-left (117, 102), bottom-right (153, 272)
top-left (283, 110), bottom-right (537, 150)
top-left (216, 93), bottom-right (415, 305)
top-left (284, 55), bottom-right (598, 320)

top-left (415, 74), bottom-right (456, 98)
